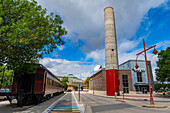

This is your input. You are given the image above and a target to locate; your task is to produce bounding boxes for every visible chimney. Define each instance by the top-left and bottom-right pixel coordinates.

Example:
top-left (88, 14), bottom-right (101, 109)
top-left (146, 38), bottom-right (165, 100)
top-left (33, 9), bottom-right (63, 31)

top-left (104, 7), bottom-right (119, 96)
top-left (104, 7), bottom-right (118, 70)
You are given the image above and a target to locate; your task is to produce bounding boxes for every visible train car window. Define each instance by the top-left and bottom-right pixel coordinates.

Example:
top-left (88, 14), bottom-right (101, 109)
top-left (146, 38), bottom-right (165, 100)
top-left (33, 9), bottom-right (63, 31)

top-left (36, 73), bottom-right (42, 80)
top-left (47, 78), bottom-right (50, 85)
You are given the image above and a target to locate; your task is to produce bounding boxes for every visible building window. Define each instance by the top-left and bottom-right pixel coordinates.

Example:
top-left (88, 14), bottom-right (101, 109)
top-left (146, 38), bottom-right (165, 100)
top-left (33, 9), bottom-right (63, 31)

top-left (91, 80), bottom-right (93, 86)
top-left (137, 72), bottom-right (142, 82)
top-left (96, 78), bottom-right (98, 85)
top-left (99, 76), bottom-right (102, 84)
top-left (122, 75), bottom-right (129, 93)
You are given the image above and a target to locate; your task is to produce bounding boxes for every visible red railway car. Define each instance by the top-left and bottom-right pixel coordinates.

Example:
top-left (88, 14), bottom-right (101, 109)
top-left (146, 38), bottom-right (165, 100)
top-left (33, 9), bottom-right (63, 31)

top-left (11, 64), bottom-right (64, 106)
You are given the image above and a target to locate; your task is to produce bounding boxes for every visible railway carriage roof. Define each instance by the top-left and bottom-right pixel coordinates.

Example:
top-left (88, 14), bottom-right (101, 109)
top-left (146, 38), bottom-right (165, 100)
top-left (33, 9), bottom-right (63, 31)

top-left (37, 64), bottom-right (64, 86)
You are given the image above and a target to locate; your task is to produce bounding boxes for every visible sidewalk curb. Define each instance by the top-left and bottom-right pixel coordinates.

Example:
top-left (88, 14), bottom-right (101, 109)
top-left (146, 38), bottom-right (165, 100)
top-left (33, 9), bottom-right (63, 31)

top-left (142, 105), bottom-right (168, 108)
top-left (87, 93), bottom-right (148, 101)
top-left (117, 98), bottom-right (148, 101)
top-left (73, 92), bottom-right (84, 113)
top-left (116, 99), bottom-right (126, 102)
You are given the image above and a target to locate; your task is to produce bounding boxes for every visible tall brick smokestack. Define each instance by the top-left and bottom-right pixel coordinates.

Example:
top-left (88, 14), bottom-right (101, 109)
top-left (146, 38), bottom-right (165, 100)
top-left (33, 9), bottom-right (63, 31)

top-left (104, 7), bottom-right (119, 96)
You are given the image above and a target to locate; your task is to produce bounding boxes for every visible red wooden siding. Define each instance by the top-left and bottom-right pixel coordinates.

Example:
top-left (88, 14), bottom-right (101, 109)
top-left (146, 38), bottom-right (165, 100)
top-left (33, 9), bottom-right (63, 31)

top-left (11, 71), bottom-right (21, 94)
top-left (33, 70), bottom-right (45, 94)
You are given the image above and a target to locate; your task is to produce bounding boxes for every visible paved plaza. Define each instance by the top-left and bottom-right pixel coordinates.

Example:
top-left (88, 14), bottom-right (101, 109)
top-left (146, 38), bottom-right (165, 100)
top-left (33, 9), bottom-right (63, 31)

top-left (74, 92), bottom-right (170, 113)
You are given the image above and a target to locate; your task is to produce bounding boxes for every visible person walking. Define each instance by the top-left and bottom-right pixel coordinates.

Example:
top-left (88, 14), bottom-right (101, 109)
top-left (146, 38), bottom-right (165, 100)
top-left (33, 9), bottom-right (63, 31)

top-left (167, 91), bottom-right (169, 97)
top-left (163, 91), bottom-right (165, 97)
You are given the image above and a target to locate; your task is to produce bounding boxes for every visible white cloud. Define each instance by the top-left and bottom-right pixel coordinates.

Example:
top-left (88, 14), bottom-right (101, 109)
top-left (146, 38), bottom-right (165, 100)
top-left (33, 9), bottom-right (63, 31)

top-left (39, 57), bottom-right (95, 80)
top-left (118, 40), bottom-right (170, 81)
top-left (57, 45), bottom-right (65, 51)
top-left (36, 0), bottom-right (168, 81)
top-left (118, 38), bottom-right (142, 53)
top-left (36, 0), bottom-right (166, 53)
top-left (39, 40), bottom-right (169, 81)
top-left (156, 40), bottom-right (170, 50)
top-left (85, 49), bottom-right (105, 64)
top-left (110, 0), bottom-right (166, 40)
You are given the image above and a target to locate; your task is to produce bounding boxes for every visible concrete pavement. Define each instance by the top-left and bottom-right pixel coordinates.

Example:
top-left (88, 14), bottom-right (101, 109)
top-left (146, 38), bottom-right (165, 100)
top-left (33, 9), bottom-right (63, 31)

top-left (87, 91), bottom-right (170, 107)
top-left (0, 93), bottom-right (65, 113)
top-left (74, 91), bottom-right (170, 113)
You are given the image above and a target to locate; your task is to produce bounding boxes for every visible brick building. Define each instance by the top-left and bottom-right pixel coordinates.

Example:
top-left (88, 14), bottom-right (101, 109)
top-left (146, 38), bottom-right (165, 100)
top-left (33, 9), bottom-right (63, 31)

top-left (58, 74), bottom-right (85, 91)
top-left (89, 69), bottom-right (107, 95)
top-left (89, 60), bottom-right (154, 95)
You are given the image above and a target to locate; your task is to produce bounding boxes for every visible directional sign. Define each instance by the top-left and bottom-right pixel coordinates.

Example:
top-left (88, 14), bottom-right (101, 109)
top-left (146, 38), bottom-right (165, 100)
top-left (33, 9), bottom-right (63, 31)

top-left (77, 84), bottom-right (82, 88)
top-left (78, 84), bottom-right (81, 101)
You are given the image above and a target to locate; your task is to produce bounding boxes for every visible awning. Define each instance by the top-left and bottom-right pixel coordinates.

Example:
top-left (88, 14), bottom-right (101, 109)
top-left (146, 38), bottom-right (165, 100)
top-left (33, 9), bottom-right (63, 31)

top-left (134, 83), bottom-right (149, 86)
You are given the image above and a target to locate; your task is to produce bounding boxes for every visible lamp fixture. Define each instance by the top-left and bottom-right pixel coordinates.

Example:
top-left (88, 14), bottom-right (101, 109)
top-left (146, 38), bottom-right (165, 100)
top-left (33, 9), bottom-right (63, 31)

top-left (152, 48), bottom-right (158, 55)
top-left (135, 63), bottom-right (139, 69)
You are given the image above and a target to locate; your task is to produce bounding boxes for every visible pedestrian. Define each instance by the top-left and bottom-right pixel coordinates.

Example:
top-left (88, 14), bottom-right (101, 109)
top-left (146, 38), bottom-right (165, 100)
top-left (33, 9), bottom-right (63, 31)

top-left (167, 91), bottom-right (169, 97)
top-left (163, 91), bottom-right (165, 97)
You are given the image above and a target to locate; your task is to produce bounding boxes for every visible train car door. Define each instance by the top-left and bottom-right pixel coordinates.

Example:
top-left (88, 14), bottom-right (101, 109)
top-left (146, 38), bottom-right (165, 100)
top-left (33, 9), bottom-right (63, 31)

top-left (11, 71), bottom-right (21, 94)
top-left (34, 70), bottom-right (45, 94)
top-left (23, 74), bottom-right (35, 94)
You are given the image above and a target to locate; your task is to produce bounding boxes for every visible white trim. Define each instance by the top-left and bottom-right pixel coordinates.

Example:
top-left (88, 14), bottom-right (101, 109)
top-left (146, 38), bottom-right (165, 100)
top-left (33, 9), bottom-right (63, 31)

top-left (72, 92), bottom-right (79, 110)
top-left (72, 92), bottom-right (84, 113)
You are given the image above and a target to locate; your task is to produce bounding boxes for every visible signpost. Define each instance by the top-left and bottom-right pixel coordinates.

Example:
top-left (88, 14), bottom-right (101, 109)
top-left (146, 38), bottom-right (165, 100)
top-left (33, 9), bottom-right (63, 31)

top-left (78, 84), bottom-right (81, 101)
top-left (123, 85), bottom-right (124, 100)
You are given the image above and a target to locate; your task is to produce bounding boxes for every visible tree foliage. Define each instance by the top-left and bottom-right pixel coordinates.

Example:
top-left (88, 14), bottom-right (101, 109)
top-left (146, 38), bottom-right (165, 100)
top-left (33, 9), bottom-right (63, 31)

top-left (154, 83), bottom-right (162, 91)
top-left (0, 0), bottom-right (67, 70)
top-left (84, 77), bottom-right (90, 89)
top-left (155, 47), bottom-right (170, 82)
top-left (0, 64), bottom-right (14, 88)
top-left (61, 76), bottom-right (69, 90)
top-left (154, 83), bottom-right (170, 91)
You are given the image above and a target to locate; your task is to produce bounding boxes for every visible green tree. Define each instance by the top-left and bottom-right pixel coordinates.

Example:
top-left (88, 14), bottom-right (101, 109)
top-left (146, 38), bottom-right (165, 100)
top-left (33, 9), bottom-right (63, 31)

top-left (154, 83), bottom-right (162, 91)
top-left (84, 77), bottom-right (90, 89)
top-left (155, 47), bottom-right (170, 83)
top-left (167, 83), bottom-right (170, 89)
top-left (0, 0), bottom-right (67, 70)
top-left (61, 76), bottom-right (69, 90)
top-left (0, 65), bottom-right (14, 88)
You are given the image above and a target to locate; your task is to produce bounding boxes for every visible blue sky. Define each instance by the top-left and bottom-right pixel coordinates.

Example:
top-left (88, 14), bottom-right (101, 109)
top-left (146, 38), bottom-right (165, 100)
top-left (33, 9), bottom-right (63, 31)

top-left (38, 0), bottom-right (170, 80)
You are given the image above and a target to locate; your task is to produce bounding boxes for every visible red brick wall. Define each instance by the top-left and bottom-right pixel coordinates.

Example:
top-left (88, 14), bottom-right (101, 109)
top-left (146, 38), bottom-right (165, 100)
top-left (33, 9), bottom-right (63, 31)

top-left (119, 70), bottom-right (133, 91)
top-left (89, 69), bottom-right (133, 93)
top-left (89, 70), bottom-right (106, 91)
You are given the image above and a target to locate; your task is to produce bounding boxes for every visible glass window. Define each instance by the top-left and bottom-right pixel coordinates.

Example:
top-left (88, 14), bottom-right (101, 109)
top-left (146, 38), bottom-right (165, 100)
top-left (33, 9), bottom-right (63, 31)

top-left (100, 76), bottom-right (102, 84)
top-left (122, 75), bottom-right (129, 93)
top-left (137, 72), bottom-right (142, 82)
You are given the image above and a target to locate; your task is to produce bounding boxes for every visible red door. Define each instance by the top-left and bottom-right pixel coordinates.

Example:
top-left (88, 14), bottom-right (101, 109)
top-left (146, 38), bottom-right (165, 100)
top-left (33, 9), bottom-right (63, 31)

top-left (34, 70), bottom-right (45, 94)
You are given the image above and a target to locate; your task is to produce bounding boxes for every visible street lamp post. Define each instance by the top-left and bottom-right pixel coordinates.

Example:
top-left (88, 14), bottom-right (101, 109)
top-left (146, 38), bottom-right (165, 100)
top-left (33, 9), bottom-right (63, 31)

top-left (123, 85), bottom-right (124, 100)
top-left (136, 39), bottom-right (158, 105)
